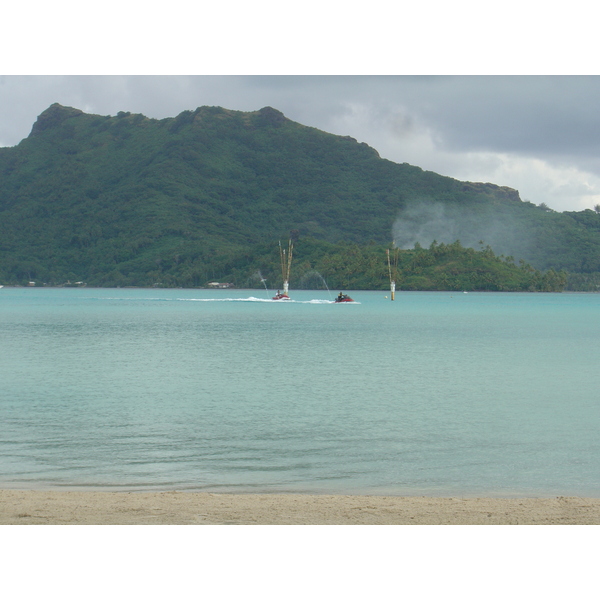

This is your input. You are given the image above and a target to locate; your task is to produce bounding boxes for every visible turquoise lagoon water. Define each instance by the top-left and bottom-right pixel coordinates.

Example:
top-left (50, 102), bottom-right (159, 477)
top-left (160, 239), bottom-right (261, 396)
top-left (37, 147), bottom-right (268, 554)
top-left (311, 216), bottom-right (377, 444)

top-left (1, 287), bottom-right (598, 497)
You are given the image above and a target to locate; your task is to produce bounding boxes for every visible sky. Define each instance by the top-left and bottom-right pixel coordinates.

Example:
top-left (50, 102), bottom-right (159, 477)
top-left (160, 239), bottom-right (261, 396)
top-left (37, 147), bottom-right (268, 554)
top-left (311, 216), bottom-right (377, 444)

top-left (2, 74), bottom-right (600, 213)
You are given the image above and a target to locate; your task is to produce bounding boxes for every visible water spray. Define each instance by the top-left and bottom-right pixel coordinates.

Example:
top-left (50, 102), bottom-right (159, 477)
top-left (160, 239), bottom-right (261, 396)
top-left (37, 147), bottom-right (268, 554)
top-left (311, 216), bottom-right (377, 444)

top-left (257, 270), bottom-right (269, 297)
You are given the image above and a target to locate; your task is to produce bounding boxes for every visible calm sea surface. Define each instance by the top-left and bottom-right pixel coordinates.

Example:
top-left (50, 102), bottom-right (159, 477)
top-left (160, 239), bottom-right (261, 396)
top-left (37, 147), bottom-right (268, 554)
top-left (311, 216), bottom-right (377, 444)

top-left (1, 287), bottom-right (598, 497)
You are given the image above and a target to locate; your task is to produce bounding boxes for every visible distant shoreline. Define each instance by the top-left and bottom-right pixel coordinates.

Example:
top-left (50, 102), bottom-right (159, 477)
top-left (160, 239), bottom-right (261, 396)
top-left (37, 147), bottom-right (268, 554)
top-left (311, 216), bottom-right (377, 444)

top-left (2, 490), bottom-right (599, 525)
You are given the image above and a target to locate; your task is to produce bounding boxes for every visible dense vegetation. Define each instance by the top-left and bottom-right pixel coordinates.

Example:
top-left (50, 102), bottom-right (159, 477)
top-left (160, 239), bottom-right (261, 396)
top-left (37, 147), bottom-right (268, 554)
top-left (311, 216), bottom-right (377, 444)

top-left (0, 103), bottom-right (597, 290)
top-left (206, 238), bottom-right (567, 293)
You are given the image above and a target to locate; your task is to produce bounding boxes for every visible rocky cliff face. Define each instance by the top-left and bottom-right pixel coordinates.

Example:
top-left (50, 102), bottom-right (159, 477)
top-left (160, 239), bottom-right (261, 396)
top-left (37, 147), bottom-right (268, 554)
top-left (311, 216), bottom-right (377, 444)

top-left (461, 181), bottom-right (522, 203)
top-left (29, 103), bottom-right (85, 137)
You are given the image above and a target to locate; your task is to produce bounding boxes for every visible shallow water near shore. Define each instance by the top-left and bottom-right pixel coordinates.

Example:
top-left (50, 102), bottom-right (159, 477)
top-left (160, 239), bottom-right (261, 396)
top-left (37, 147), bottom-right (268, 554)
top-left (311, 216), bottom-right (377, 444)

top-left (1, 287), bottom-right (599, 497)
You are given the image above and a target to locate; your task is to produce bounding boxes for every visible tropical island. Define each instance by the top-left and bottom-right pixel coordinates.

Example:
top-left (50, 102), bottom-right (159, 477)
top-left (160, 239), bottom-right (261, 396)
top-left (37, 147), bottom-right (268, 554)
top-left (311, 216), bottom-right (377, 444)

top-left (1, 103), bottom-right (599, 292)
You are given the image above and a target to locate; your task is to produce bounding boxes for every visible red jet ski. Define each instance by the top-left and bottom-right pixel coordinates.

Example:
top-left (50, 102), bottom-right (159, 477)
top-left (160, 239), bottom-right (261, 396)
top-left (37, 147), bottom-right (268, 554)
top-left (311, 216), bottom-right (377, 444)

top-left (272, 290), bottom-right (290, 300)
top-left (334, 292), bottom-right (354, 303)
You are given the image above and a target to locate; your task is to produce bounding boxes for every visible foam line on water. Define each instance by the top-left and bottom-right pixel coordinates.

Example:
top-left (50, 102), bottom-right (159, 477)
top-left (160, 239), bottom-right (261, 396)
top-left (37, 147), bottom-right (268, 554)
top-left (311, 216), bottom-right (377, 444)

top-left (178, 297), bottom-right (349, 304)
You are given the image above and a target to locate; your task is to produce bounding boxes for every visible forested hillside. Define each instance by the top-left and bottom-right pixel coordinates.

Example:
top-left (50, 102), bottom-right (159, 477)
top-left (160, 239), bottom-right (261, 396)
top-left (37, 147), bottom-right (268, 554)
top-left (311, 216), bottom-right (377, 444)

top-left (0, 103), bottom-right (598, 289)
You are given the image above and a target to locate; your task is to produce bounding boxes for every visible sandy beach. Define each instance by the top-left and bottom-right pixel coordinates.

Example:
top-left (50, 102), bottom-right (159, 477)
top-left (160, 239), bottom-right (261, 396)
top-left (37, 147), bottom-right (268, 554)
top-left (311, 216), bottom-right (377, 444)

top-left (2, 490), bottom-right (600, 524)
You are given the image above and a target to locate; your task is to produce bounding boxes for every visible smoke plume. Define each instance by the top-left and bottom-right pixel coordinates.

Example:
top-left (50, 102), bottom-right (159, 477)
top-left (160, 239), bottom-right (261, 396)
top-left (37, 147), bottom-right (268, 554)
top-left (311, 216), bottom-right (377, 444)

top-left (392, 200), bottom-right (531, 260)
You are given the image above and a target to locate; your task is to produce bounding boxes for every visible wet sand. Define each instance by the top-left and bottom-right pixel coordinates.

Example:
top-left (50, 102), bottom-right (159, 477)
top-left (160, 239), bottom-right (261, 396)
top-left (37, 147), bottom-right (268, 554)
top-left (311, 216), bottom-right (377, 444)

top-left (2, 490), bottom-right (600, 524)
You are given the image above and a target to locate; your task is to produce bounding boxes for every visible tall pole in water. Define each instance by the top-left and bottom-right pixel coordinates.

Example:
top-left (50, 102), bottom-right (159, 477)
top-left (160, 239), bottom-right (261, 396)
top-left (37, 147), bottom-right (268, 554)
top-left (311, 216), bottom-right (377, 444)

top-left (280, 238), bottom-right (293, 296)
top-left (387, 247), bottom-right (398, 301)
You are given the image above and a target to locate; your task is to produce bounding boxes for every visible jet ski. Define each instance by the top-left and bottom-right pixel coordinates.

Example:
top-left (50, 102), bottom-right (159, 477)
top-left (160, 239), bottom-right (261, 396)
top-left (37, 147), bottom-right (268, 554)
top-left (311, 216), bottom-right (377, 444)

top-left (334, 293), bottom-right (354, 303)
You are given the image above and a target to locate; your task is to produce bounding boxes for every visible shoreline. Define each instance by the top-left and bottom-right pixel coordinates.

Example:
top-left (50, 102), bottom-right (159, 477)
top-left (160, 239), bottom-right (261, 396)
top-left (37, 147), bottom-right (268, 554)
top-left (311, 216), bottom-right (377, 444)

top-left (2, 490), bottom-right (600, 524)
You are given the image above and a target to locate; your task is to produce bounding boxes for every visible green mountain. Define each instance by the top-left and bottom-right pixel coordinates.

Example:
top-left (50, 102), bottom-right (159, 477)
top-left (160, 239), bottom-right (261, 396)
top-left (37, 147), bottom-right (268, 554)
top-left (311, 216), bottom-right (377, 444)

top-left (0, 102), bottom-right (598, 290)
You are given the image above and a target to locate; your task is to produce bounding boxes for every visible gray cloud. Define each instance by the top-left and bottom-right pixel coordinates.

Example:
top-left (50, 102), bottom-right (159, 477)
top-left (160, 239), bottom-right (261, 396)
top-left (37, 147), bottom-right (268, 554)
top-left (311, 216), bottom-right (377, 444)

top-left (407, 76), bottom-right (600, 157)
